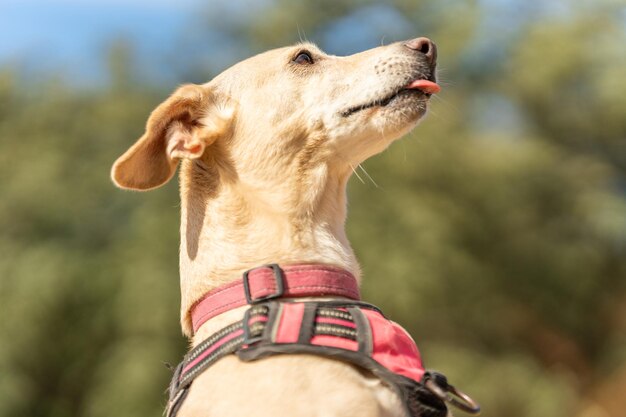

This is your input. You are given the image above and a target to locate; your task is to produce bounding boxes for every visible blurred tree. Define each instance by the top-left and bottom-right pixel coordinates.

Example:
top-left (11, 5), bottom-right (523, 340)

top-left (0, 1), bottom-right (624, 417)
top-left (0, 61), bottom-right (185, 417)
top-left (503, 2), bottom-right (626, 175)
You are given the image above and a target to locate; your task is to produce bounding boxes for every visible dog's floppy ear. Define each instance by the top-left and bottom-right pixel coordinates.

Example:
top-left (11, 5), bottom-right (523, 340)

top-left (111, 84), bottom-right (232, 191)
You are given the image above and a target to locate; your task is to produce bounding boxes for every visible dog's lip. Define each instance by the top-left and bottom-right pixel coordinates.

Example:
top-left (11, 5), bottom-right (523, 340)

top-left (405, 79), bottom-right (441, 95)
top-left (340, 78), bottom-right (440, 118)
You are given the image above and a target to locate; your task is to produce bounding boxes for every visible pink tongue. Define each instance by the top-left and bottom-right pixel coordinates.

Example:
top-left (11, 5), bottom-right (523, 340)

top-left (406, 79), bottom-right (441, 94)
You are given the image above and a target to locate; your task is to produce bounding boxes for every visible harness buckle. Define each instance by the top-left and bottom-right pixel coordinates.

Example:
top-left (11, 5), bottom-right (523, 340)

top-left (423, 372), bottom-right (481, 415)
top-left (243, 264), bottom-right (285, 304)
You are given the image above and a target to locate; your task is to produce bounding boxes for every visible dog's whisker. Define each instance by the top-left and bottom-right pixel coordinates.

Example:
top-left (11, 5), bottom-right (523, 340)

top-left (358, 164), bottom-right (380, 188)
top-left (427, 107), bottom-right (442, 120)
top-left (431, 94), bottom-right (454, 110)
top-left (437, 80), bottom-right (456, 87)
top-left (400, 138), bottom-right (408, 163)
top-left (349, 163), bottom-right (366, 184)
top-left (297, 24), bottom-right (308, 43)
top-left (428, 94), bottom-right (457, 118)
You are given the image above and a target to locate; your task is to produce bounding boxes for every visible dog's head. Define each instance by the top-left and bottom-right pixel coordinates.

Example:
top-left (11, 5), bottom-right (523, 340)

top-left (112, 38), bottom-right (438, 191)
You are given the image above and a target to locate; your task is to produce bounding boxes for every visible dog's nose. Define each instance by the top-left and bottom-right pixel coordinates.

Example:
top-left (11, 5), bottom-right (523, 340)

top-left (404, 37), bottom-right (437, 65)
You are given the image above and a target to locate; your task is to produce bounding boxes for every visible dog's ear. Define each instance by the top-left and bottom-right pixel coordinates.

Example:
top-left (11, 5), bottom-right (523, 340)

top-left (111, 84), bottom-right (232, 191)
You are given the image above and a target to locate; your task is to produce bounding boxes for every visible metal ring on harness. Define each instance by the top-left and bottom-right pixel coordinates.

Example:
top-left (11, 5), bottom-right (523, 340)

top-left (424, 373), bottom-right (481, 415)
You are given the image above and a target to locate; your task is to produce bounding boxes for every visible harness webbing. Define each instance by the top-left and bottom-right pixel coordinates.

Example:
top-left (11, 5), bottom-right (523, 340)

top-left (170, 302), bottom-right (373, 411)
top-left (179, 305), bottom-right (269, 388)
top-left (189, 264), bottom-right (361, 333)
top-left (166, 265), bottom-right (480, 417)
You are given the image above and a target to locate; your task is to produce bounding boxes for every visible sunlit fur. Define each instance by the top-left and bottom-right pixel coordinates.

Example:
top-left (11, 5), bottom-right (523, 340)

top-left (112, 40), bottom-right (436, 417)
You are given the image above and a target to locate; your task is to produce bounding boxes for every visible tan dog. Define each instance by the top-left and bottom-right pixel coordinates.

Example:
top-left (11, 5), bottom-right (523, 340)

top-left (112, 38), bottom-right (439, 417)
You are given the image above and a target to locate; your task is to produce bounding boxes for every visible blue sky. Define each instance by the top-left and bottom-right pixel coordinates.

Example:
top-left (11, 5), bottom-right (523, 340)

top-left (0, 0), bottom-right (425, 84)
top-left (0, 0), bottom-right (577, 86)
top-left (1, 1), bottom-right (192, 55)
top-left (0, 0), bottom-right (207, 83)
top-left (0, 0), bottom-right (592, 135)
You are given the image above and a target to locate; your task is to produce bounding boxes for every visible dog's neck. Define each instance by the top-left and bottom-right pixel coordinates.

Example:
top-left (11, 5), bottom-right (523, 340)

top-left (177, 154), bottom-right (360, 336)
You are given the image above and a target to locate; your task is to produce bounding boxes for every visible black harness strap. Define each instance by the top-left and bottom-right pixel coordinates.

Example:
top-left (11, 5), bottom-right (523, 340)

top-left (166, 301), bottom-right (477, 417)
top-left (167, 302), bottom-right (375, 416)
top-left (296, 302), bottom-right (318, 343)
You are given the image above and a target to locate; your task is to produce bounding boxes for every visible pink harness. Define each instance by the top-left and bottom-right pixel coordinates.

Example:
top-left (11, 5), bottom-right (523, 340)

top-left (166, 264), bottom-right (479, 417)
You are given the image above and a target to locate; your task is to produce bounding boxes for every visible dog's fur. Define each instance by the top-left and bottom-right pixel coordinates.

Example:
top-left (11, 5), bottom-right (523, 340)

top-left (112, 40), bottom-right (437, 417)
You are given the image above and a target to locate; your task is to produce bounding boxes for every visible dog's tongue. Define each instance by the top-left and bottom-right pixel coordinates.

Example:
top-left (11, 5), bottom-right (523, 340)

top-left (406, 79), bottom-right (441, 94)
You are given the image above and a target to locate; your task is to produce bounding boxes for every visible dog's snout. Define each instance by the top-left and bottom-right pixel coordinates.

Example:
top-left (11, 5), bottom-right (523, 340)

top-left (404, 37), bottom-right (437, 65)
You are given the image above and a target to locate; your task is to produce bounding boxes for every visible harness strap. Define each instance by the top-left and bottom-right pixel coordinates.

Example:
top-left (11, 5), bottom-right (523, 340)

top-left (190, 264), bottom-right (361, 334)
top-left (167, 264), bottom-right (480, 417)
top-left (171, 302), bottom-right (371, 400)
top-left (168, 301), bottom-right (449, 417)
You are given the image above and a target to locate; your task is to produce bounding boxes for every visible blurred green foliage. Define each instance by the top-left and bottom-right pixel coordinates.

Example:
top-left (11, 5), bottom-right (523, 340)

top-left (1, 1), bottom-right (625, 417)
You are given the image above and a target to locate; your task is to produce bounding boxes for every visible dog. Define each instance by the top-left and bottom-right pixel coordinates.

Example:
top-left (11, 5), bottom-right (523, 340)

top-left (112, 37), bottom-right (442, 417)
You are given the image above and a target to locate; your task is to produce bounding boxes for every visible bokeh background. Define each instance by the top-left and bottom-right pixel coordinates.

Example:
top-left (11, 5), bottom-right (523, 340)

top-left (1, 0), bottom-right (625, 416)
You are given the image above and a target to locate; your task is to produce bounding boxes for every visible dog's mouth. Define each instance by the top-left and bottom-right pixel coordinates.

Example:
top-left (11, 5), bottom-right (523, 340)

top-left (340, 79), bottom-right (441, 118)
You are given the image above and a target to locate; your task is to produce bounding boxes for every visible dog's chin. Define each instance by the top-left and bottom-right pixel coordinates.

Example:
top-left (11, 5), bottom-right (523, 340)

top-left (379, 89), bottom-right (430, 122)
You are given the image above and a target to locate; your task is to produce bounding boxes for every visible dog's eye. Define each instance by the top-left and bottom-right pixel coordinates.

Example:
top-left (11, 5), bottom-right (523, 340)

top-left (293, 51), bottom-right (314, 65)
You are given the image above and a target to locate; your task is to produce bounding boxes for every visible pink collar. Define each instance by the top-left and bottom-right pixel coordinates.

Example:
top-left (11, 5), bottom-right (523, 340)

top-left (190, 264), bottom-right (360, 334)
